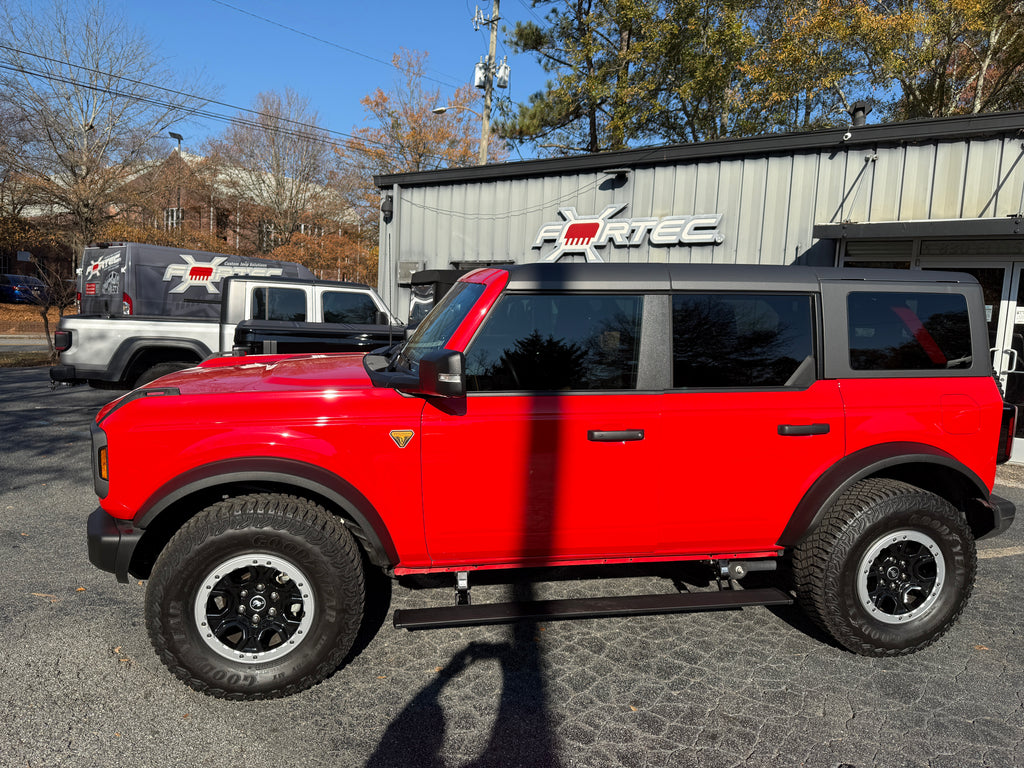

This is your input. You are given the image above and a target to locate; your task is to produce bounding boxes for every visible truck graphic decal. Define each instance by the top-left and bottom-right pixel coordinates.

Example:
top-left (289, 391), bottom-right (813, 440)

top-left (85, 251), bottom-right (124, 279)
top-left (163, 255), bottom-right (285, 294)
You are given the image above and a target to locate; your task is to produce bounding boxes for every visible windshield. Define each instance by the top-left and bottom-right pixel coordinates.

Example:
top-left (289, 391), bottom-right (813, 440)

top-left (397, 281), bottom-right (486, 369)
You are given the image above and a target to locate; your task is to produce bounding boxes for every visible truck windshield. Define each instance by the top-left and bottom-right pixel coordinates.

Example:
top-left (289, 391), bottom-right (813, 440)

top-left (398, 281), bottom-right (485, 369)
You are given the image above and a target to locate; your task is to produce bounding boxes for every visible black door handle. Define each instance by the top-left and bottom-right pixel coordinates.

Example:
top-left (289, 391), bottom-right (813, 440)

top-left (778, 423), bottom-right (830, 436)
top-left (588, 429), bottom-right (645, 442)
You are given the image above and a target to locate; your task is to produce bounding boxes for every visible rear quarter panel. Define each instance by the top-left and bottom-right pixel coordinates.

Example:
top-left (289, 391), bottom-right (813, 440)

top-left (839, 376), bottom-right (1004, 489)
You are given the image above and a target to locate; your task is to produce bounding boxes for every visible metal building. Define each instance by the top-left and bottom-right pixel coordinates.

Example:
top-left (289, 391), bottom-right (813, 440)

top-left (376, 110), bottom-right (1024, 445)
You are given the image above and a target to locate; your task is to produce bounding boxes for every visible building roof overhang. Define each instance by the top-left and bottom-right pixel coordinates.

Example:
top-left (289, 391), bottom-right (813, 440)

top-left (814, 217), bottom-right (1024, 241)
top-left (375, 110), bottom-right (1024, 190)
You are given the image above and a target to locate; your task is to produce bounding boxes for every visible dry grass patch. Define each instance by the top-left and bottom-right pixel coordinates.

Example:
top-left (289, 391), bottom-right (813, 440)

top-left (0, 303), bottom-right (71, 334)
top-left (0, 350), bottom-right (51, 368)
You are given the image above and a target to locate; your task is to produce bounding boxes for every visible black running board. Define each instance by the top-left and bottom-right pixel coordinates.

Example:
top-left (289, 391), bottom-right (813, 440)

top-left (393, 587), bottom-right (793, 630)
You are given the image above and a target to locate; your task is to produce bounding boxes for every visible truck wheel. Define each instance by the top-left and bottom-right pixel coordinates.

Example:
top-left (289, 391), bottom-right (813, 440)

top-left (134, 361), bottom-right (193, 388)
top-left (145, 493), bottom-right (365, 699)
top-left (792, 478), bottom-right (976, 656)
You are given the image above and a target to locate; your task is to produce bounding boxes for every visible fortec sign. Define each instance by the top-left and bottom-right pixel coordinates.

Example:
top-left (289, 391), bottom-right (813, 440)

top-left (162, 255), bottom-right (284, 294)
top-left (532, 204), bottom-right (724, 262)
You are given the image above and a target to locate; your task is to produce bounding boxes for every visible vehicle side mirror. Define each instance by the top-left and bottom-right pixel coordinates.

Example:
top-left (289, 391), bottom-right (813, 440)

top-left (417, 349), bottom-right (465, 398)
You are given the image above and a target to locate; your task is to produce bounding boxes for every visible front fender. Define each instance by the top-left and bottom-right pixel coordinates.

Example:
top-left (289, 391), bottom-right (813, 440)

top-left (134, 456), bottom-right (398, 569)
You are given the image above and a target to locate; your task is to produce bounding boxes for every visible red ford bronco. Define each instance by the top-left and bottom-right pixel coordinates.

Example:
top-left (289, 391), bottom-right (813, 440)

top-left (87, 263), bottom-right (1016, 699)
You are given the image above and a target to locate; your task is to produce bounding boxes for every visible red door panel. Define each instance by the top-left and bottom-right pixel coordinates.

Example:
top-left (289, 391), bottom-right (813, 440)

top-left (655, 380), bottom-right (846, 553)
top-left (421, 393), bottom-right (663, 565)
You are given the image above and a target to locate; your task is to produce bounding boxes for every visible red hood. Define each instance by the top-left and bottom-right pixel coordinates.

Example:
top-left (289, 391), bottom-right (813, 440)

top-left (147, 353), bottom-right (373, 396)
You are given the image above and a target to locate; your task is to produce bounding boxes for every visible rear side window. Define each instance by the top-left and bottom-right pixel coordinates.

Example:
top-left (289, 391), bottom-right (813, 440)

top-left (466, 293), bottom-right (643, 391)
top-left (848, 292), bottom-right (972, 370)
top-left (323, 291), bottom-right (378, 324)
top-left (252, 287), bottom-right (306, 321)
top-left (673, 293), bottom-right (815, 388)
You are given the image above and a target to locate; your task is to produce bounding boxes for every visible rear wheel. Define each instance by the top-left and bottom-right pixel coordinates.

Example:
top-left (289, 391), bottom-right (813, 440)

top-left (793, 478), bottom-right (976, 656)
top-left (146, 493), bottom-right (365, 699)
top-left (134, 360), bottom-right (193, 388)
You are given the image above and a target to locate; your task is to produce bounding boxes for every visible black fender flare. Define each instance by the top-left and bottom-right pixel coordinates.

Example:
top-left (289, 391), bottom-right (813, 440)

top-left (106, 337), bottom-right (213, 383)
top-left (777, 441), bottom-right (990, 547)
top-left (134, 457), bottom-right (398, 569)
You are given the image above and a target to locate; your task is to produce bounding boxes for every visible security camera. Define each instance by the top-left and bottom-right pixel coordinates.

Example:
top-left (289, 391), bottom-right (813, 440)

top-left (842, 131), bottom-right (852, 142)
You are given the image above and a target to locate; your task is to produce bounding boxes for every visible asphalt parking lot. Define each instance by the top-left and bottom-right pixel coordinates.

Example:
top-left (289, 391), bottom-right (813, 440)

top-left (1, 365), bottom-right (1022, 768)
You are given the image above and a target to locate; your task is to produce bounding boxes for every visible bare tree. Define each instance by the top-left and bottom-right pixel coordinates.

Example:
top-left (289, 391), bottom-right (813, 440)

top-left (204, 89), bottom-right (343, 253)
top-left (0, 0), bottom-right (212, 254)
top-left (0, 100), bottom-right (36, 217)
top-left (28, 253), bottom-right (78, 359)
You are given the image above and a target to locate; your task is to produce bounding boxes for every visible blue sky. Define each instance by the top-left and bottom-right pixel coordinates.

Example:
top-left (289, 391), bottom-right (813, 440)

top-left (112, 0), bottom-right (549, 159)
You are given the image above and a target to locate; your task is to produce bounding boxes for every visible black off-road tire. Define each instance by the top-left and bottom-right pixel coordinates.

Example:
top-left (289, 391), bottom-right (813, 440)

top-left (793, 478), bottom-right (976, 656)
top-left (145, 493), bottom-right (365, 699)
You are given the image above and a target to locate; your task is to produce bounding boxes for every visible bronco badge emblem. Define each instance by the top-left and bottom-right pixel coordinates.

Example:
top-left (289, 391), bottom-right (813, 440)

top-left (389, 430), bottom-right (415, 448)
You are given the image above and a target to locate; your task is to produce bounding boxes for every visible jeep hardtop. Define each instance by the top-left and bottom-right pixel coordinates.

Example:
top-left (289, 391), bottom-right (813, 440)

top-left (87, 263), bottom-right (1016, 699)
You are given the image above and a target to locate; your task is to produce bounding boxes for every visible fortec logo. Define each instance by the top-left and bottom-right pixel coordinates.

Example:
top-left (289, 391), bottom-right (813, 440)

top-left (162, 255), bottom-right (285, 294)
top-left (85, 251), bottom-right (123, 278)
top-left (533, 204), bottom-right (724, 262)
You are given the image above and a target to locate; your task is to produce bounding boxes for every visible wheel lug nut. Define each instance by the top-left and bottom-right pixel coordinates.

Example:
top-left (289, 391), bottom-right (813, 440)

top-left (237, 605), bottom-right (246, 614)
top-left (251, 614), bottom-right (261, 625)
top-left (271, 592), bottom-right (279, 602)
top-left (256, 583), bottom-right (265, 591)
top-left (268, 608), bottom-right (277, 617)
top-left (240, 590), bottom-right (248, 598)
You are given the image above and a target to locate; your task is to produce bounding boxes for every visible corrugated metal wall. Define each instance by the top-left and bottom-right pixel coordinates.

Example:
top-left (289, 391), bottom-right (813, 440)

top-left (378, 135), bottom-right (1024, 316)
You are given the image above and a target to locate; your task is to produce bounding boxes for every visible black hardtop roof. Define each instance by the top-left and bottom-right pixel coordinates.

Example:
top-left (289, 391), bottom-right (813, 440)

top-left (221, 274), bottom-right (371, 290)
top-left (500, 262), bottom-right (978, 292)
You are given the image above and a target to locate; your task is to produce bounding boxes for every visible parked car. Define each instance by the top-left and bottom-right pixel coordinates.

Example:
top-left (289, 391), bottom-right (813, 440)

top-left (0, 273), bottom-right (47, 303)
top-left (87, 263), bottom-right (1016, 699)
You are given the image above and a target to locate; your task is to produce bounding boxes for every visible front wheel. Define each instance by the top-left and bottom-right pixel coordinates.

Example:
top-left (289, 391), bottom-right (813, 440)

top-left (145, 493), bottom-right (365, 699)
top-left (793, 478), bottom-right (976, 656)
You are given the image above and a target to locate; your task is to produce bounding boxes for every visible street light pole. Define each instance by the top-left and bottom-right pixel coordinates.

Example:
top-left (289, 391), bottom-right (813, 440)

top-left (168, 131), bottom-right (183, 227)
top-left (432, 104), bottom-right (487, 165)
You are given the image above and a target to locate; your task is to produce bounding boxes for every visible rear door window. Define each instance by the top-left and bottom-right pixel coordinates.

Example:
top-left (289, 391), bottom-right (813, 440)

top-left (322, 291), bottom-right (378, 324)
top-left (252, 287), bottom-right (307, 321)
top-left (672, 293), bottom-right (815, 388)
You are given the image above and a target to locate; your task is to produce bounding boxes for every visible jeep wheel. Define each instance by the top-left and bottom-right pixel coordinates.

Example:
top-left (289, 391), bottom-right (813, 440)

top-left (145, 493), bottom-right (365, 699)
top-left (793, 478), bottom-right (976, 656)
top-left (134, 361), bottom-right (193, 388)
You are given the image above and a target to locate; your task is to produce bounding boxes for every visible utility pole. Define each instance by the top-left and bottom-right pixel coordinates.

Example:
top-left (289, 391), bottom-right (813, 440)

top-left (475, 0), bottom-right (499, 165)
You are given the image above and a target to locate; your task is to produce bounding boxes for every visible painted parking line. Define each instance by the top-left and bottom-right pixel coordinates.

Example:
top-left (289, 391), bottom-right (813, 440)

top-left (978, 545), bottom-right (1024, 559)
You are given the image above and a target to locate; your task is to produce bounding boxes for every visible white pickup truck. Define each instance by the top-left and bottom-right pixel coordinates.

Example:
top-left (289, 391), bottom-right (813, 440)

top-left (50, 242), bottom-right (400, 389)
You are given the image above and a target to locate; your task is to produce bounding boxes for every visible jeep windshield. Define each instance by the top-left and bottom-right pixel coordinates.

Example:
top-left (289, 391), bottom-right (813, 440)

top-left (394, 281), bottom-right (485, 371)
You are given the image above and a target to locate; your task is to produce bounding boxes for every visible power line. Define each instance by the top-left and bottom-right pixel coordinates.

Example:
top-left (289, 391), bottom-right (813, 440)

top-left (0, 60), bottom-right (357, 153)
top-left (514, 0), bottom-right (546, 24)
top-left (208, 0), bottom-right (465, 90)
top-left (0, 45), bottom-right (469, 168)
top-left (0, 43), bottom-right (357, 145)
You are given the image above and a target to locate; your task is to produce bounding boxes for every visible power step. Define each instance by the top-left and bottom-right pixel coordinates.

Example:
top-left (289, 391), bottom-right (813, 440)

top-left (393, 586), bottom-right (793, 630)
